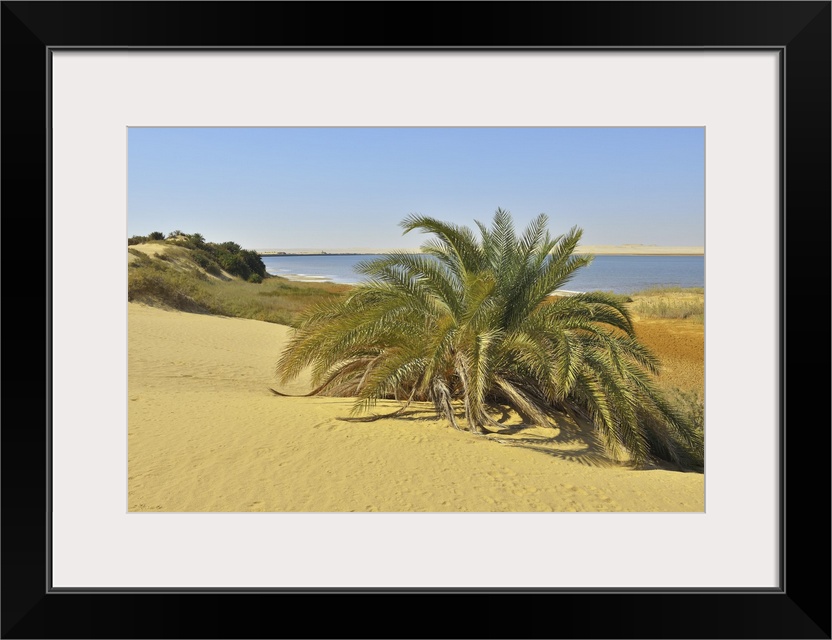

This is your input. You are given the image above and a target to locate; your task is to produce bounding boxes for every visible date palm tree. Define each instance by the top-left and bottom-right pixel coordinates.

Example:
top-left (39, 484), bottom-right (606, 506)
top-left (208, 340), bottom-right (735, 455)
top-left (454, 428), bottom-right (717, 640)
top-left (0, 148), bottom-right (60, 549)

top-left (275, 209), bottom-right (702, 468)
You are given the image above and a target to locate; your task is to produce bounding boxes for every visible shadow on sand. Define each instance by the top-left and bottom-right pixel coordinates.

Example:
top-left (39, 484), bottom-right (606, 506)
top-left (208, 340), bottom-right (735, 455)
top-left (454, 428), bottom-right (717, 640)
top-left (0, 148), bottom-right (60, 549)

top-left (334, 402), bottom-right (625, 469)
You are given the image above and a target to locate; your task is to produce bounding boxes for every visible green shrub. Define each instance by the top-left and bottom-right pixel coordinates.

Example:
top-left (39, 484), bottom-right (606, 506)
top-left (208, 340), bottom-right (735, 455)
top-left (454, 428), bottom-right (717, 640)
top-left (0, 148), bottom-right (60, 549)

top-left (186, 233), bottom-right (206, 248)
top-left (218, 253), bottom-right (250, 279)
top-left (191, 249), bottom-right (223, 276)
top-left (218, 241), bottom-right (242, 254)
top-left (148, 231), bottom-right (165, 241)
top-left (248, 273), bottom-right (263, 284)
top-left (241, 249), bottom-right (267, 278)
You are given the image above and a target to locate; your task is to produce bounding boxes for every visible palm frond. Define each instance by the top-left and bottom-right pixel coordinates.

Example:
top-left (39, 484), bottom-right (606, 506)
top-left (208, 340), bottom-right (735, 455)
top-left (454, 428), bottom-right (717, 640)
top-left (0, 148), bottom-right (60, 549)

top-left (275, 208), bottom-right (703, 470)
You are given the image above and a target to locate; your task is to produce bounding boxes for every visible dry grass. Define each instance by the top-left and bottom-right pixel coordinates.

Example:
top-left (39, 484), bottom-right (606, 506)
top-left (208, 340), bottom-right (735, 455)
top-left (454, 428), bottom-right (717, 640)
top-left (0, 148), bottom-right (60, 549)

top-left (629, 286), bottom-right (704, 322)
top-left (204, 277), bottom-right (350, 324)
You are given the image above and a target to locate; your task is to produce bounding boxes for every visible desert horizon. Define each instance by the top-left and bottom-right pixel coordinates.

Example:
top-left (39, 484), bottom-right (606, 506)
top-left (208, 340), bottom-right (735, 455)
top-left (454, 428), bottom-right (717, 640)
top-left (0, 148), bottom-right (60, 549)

top-left (254, 244), bottom-right (705, 256)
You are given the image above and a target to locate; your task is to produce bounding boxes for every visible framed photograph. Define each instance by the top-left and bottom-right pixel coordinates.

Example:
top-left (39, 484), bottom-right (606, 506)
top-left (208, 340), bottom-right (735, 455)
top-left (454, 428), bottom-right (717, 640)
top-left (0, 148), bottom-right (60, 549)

top-left (3, 2), bottom-right (829, 638)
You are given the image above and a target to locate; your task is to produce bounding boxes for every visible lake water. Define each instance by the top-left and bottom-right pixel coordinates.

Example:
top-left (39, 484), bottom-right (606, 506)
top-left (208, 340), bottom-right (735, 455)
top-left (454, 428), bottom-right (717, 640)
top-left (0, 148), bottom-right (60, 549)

top-left (262, 254), bottom-right (704, 295)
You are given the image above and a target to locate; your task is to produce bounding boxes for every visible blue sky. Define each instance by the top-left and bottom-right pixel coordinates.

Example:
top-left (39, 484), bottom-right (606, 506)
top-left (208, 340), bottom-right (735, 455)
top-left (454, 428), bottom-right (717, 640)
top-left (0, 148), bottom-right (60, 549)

top-left (128, 127), bottom-right (704, 250)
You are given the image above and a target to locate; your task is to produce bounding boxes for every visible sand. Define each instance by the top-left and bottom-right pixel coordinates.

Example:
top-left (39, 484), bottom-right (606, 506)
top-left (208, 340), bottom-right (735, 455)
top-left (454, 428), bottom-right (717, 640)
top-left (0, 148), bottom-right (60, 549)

top-left (128, 303), bottom-right (704, 512)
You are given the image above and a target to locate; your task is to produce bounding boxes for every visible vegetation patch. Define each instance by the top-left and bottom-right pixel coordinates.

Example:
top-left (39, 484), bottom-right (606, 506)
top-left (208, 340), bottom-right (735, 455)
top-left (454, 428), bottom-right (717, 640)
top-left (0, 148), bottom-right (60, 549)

top-left (127, 232), bottom-right (347, 326)
top-left (275, 209), bottom-right (704, 470)
top-left (127, 261), bottom-right (213, 313)
top-left (128, 231), bottom-right (166, 245)
top-left (662, 387), bottom-right (704, 470)
top-left (630, 286), bottom-right (704, 322)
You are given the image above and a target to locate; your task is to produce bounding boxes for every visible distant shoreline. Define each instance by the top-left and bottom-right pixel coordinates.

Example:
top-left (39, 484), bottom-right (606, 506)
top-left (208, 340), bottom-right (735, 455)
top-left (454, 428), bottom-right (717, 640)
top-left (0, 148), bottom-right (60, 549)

top-left (258, 252), bottom-right (383, 257)
top-left (257, 246), bottom-right (704, 257)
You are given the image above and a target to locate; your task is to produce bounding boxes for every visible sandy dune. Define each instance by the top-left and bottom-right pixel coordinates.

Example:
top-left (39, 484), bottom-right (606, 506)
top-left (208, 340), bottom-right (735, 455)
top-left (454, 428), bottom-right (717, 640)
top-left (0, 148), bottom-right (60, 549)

top-left (128, 303), bottom-right (704, 512)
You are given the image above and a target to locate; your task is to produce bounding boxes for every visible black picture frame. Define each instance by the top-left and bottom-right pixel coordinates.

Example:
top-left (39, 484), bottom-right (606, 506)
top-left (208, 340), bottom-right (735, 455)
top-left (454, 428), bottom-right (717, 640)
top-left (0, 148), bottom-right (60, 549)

top-left (2, 2), bottom-right (829, 638)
